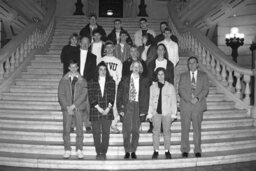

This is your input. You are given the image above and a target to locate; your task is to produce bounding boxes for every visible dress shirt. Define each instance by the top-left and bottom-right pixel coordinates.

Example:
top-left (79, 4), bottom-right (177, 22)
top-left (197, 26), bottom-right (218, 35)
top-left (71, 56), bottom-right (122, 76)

top-left (155, 59), bottom-right (167, 71)
top-left (190, 70), bottom-right (198, 84)
top-left (80, 49), bottom-right (88, 76)
top-left (98, 76), bottom-right (106, 97)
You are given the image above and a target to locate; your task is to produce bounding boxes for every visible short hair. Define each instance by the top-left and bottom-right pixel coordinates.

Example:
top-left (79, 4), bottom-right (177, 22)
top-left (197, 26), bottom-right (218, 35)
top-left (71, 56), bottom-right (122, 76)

top-left (142, 33), bottom-right (154, 46)
top-left (164, 28), bottom-right (172, 33)
top-left (187, 56), bottom-right (199, 63)
top-left (89, 13), bottom-right (97, 19)
top-left (154, 67), bottom-right (166, 81)
top-left (156, 43), bottom-right (168, 60)
top-left (120, 30), bottom-right (128, 37)
top-left (130, 60), bottom-right (143, 74)
top-left (92, 28), bottom-right (101, 36)
top-left (140, 18), bottom-right (147, 22)
top-left (68, 33), bottom-right (79, 44)
top-left (68, 59), bottom-right (79, 67)
top-left (114, 19), bottom-right (121, 23)
top-left (160, 21), bottom-right (168, 26)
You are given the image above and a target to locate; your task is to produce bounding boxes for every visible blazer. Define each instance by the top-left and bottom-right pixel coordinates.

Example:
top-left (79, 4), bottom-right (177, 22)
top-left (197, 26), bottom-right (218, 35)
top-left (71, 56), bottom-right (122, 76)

top-left (134, 29), bottom-right (156, 46)
top-left (73, 50), bottom-right (97, 82)
top-left (138, 45), bottom-right (157, 65)
top-left (79, 24), bottom-right (107, 42)
top-left (148, 82), bottom-right (177, 117)
top-left (88, 76), bottom-right (115, 121)
top-left (58, 73), bottom-right (89, 112)
top-left (107, 27), bottom-right (133, 45)
top-left (147, 59), bottom-right (174, 85)
top-left (117, 75), bottom-right (150, 115)
top-left (178, 70), bottom-right (209, 111)
top-left (60, 45), bottom-right (80, 75)
top-left (114, 43), bottom-right (131, 63)
top-left (122, 58), bottom-right (148, 78)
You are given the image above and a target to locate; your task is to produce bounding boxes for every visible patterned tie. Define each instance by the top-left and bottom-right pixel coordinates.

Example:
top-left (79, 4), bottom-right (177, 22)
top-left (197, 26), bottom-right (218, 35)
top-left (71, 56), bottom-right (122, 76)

top-left (70, 77), bottom-right (78, 103)
top-left (191, 72), bottom-right (196, 98)
top-left (129, 77), bottom-right (137, 101)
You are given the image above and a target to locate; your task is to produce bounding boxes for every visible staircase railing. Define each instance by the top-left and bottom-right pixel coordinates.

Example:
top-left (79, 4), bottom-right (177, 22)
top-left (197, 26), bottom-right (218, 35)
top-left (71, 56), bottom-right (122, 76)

top-left (0, 0), bottom-right (56, 88)
top-left (167, 1), bottom-right (256, 125)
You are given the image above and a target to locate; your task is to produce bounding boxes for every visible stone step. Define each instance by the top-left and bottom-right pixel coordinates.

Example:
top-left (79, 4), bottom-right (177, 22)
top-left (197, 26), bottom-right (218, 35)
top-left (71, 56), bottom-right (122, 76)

top-left (25, 68), bottom-right (63, 75)
top-left (0, 118), bottom-right (252, 131)
top-left (0, 138), bottom-right (255, 156)
top-left (16, 78), bottom-right (60, 82)
top-left (20, 74), bottom-right (62, 79)
top-left (35, 54), bottom-right (60, 58)
top-left (15, 80), bottom-right (60, 86)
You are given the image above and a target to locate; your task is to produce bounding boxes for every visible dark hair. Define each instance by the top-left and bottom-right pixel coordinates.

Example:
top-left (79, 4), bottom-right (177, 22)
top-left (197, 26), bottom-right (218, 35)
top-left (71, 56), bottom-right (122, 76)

top-left (164, 28), bottom-right (172, 33)
top-left (105, 40), bottom-right (114, 46)
top-left (140, 18), bottom-right (147, 22)
top-left (142, 33), bottom-right (154, 46)
top-left (153, 67), bottom-right (166, 82)
top-left (120, 30), bottom-right (128, 37)
top-left (160, 21), bottom-right (168, 26)
top-left (68, 59), bottom-right (79, 67)
top-left (68, 33), bottom-right (79, 44)
top-left (93, 61), bottom-right (112, 81)
top-left (156, 43), bottom-right (168, 60)
top-left (92, 28), bottom-right (102, 36)
top-left (114, 19), bottom-right (121, 23)
top-left (89, 13), bottom-right (97, 19)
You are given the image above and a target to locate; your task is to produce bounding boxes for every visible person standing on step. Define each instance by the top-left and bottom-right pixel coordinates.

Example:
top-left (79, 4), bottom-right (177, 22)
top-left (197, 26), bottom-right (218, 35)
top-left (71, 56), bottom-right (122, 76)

top-left (90, 29), bottom-right (105, 64)
top-left (58, 59), bottom-right (88, 159)
top-left (113, 30), bottom-right (131, 63)
top-left (100, 41), bottom-right (123, 133)
top-left (178, 56), bottom-right (209, 158)
top-left (134, 18), bottom-right (156, 47)
top-left (60, 33), bottom-right (80, 75)
top-left (117, 60), bottom-right (149, 159)
top-left (73, 36), bottom-right (97, 132)
top-left (107, 19), bottom-right (133, 46)
top-left (146, 67), bottom-right (177, 159)
top-left (154, 22), bottom-right (178, 45)
top-left (79, 14), bottom-right (106, 43)
top-left (88, 61), bottom-right (116, 160)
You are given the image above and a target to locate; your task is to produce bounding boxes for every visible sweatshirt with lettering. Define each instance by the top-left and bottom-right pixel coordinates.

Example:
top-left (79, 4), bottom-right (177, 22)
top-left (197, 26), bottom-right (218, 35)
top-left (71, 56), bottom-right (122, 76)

top-left (100, 55), bottom-right (123, 85)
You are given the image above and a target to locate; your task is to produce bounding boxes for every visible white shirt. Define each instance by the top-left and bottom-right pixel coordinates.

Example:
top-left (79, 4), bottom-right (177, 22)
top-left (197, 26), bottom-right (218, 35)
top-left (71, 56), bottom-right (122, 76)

top-left (141, 45), bottom-right (150, 61)
top-left (190, 70), bottom-right (198, 83)
top-left (120, 43), bottom-right (125, 53)
top-left (159, 39), bottom-right (179, 66)
top-left (98, 76), bottom-right (106, 97)
top-left (80, 49), bottom-right (88, 76)
top-left (115, 31), bottom-right (120, 44)
top-left (91, 41), bottom-right (103, 64)
top-left (155, 59), bottom-right (167, 71)
top-left (131, 73), bottom-right (140, 102)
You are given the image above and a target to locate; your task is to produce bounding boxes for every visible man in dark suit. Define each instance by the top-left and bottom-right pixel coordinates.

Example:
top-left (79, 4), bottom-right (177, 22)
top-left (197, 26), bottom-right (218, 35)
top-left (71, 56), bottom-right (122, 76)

top-left (74, 36), bottom-right (97, 132)
top-left (178, 56), bottom-right (209, 158)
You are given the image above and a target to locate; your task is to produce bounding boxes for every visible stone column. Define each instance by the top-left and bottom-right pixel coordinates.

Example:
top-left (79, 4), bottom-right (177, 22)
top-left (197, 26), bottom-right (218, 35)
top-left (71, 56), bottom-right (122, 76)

top-left (250, 42), bottom-right (256, 126)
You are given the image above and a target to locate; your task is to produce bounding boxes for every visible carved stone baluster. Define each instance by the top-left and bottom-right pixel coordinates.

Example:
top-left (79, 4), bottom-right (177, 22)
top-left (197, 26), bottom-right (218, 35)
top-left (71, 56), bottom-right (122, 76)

top-left (31, 33), bottom-right (35, 50)
top-left (210, 56), bottom-right (216, 75)
top-left (15, 48), bottom-right (20, 67)
top-left (202, 47), bottom-right (206, 65)
top-left (234, 71), bottom-right (242, 99)
top-left (227, 67), bottom-right (234, 92)
top-left (221, 64), bottom-right (228, 86)
top-left (10, 52), bottom-right (15, 72)
top-left (194, 40), bottom-right (198, 56)
top-left (20, 43), bottom-right (24, 62)
top-left (27, 36), bottom-right (32, 53)
top-left (206, 50), bottom-right (211, 70)
top-left (0, 63), bottom-right (4, 80)
top-left (4, 58), bottom-right (10, 77)
top-left (243, 74), bottom-right (251, 105)
top-left (197, 43), bottom-right (202, 61)
top-left (24, 39), bottom-right (28, 58)
top-left (216, 60), bottom-right (221, 80)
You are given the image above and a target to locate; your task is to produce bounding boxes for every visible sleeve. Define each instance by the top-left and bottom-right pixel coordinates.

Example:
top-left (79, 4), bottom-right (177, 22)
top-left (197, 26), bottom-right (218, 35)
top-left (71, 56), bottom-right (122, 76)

top-left (170, 85), bottom-right (177, 117)
top-left (178, 74), bottom-right (191, 103)
top-left (116, 61), bottom-right (123, 85)
top-left (60, 46), bottom-right (66, 63)
top-left (196, 73), bottom-right (209, 101)
top-left (116, 79), bottom-right (124, 113)
top-left (147, 86), bottom-right (155, 117)
top-left (73, 80), bottom-right (88, 108)
top-left (107, 80), bottom-right (116, 106)
top-left (58, 79), bottom-right (69, 110)
top-left (140, 79), bottom-right (150, 114)
top-left (174, 43), bottom-right (179, 66)
top-left (88, 81), bottom-right (98, 107)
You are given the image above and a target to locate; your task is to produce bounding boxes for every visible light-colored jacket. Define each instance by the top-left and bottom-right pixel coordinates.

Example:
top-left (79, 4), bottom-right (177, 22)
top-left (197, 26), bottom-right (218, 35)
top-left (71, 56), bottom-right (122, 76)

top-left (148, 82), bottom-right (177, 118)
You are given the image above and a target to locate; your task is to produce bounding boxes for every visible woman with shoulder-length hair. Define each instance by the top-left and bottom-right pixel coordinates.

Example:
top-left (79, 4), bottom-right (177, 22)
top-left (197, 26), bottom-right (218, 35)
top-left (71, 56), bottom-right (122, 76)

top-left (117, 60), bottom-right (149, 159)
top-left (146, 67), bottom-right (177, 159)
top-left (88, 61), bottom-right (116, 160)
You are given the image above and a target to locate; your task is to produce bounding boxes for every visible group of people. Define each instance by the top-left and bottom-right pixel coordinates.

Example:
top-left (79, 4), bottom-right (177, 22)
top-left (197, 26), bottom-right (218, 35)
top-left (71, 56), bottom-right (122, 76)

top-left (58, 14), bottom-right (209, 160)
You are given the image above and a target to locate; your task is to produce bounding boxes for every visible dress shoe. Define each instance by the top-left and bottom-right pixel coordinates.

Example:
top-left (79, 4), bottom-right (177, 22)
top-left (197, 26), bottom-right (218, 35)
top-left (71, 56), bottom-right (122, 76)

top-left (86, 127), bottom-right (92, 133)
top-left (195, 153), bottom-right (201, 158)
top-left (124, 152), bottom-right (130, 159)
top-left (152, 151), bottom-right (159, 159)
top-left (131, 152), bottom-right (137, 159)
top-left (165, 151), bottom-right (172, 159)
top-left (182, 152), bottom-right (188, 158)
top-left (70, 127), bottom-right (75, 133)
top-left (101, 153), bottom-right (106, 160)
top-left (96, 153), bottom-right (101, 160)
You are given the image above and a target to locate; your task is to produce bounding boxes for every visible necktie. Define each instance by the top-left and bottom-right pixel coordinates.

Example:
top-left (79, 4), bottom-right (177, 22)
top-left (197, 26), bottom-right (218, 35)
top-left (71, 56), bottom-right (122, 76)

top-left (191, 72), bottom-right (196, 98)
top-left (192, 72), bottom-right (195, 84)
top-left (129, 78), bottom-right (137, 101)
top-left (70, 77), bottom-right (78, 103)
top-left (156, 82), bottom-right (164, 114)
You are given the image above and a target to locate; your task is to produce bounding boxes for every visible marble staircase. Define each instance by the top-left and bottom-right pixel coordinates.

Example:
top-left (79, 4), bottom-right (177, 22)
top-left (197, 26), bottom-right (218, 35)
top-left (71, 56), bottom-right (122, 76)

top-left (0, 16), bottom-right (255, 170)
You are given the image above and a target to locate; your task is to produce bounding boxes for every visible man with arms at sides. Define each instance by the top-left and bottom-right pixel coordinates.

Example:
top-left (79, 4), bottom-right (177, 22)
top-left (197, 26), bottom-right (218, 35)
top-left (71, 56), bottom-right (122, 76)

top-left (114, 30), bottom-right (131, 63)
top-left (134, 18), bottom-right (156, 47)
top-left (117, 61), bottom-right (149, 159)
top-left (107, 19), bottom-right (133, 46)
top-left (58, 60), bottom-right (88, 159)
top-left (79, 14), bottom-right (106, 43)
top-left (154, 22), bottom-right (178, 45)
top-left (100, 41), bottom-right (123, 133)
top-left (90, 29), bottom-right (105, 64)
top-left (178, 56), bottom-right (209, 158)
top-left (73, 36), bottom-right (97, 132)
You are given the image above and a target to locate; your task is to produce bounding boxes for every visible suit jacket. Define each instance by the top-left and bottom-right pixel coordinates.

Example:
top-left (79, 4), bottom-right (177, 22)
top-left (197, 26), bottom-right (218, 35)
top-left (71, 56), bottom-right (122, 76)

top-left (138, 45), bottom-right (157, 65)
top-left (88, 76), bottom-right (115, 121)
top-left (107, 27), bottom-right (133, 45)
top-left (122, 58), bottom-right (148, 78)
top-left (178, 70), bottom-right (209, 111)
top-left (73, 50), bottom-right (97, 82)
top-left (114, 43), bottom-right (130, 63)
top-left (60, 45), bottom-right (80, 75)
top-left (58, 73), bottom-right (89, 112)
top-left (117, 75), bottom-right (150, 116)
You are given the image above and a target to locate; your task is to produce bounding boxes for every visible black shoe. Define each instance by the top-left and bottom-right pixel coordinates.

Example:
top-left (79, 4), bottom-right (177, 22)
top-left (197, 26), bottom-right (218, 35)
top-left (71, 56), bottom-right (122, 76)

top-left (165, 151), bottom-right (172, 159)
top-left (195, 153), bottom-right (201, 158)
top-left (182, 152), bottom-right (188, 158)
top-left (96, 153), bottom-right (101, 160)
top-left (131, 152), bottom-right (137, 159)
top-left (101, 153), bottom-right (106, 160)
top-left (124, 152), bottom-right (130, 159)
top-left (70, 127), bottom-right (75, 133)
top-left (152, 151), bottom-right (159, 159)
top-left (86, 127), bottom-right (92, 133)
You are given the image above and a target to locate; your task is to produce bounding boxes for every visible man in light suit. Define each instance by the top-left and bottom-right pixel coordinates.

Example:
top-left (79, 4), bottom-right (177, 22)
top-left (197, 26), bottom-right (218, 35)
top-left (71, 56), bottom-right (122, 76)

top-left (178, 56), bottom-right (209, 158)
top-left (74, 36), bottom-right (97, 132)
